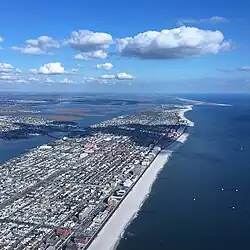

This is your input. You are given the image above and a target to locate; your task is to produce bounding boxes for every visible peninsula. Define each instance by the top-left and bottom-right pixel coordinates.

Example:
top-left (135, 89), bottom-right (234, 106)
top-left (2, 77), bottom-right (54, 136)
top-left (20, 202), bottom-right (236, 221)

top-left (0, 105), bottom-right (192, 250)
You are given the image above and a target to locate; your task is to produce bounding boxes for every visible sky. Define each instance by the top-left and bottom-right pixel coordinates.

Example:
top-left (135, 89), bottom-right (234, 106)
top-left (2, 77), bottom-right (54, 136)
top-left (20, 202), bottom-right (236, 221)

top-left (0, 0), bottom-right (250, 93)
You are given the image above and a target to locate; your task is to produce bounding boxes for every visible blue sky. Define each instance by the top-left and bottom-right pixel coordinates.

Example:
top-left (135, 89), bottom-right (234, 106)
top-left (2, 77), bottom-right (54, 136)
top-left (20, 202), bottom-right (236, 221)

top-left (0, 0), bottom-right (250, 93)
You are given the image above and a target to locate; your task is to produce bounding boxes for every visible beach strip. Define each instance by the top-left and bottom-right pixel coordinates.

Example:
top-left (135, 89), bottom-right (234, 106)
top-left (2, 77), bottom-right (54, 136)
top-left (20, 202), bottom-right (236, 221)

top-left (87, 108), bottom-right (193, 250)
top-left (179, 105), bottom-right (194, 127)
top-left (87, 135), bottom-right (190, 250)
top-left (87, 150), bottom-right (173, 250)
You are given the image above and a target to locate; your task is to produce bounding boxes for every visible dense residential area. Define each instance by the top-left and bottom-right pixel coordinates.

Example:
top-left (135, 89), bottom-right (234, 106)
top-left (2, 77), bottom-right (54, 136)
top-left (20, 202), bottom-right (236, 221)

top-left (0, 106), bottom-right (187, 249)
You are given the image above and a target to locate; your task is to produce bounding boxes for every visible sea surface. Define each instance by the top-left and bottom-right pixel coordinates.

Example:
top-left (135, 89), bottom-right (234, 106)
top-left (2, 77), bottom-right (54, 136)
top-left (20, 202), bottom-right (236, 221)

top-left (117, 94), bottom-right (250, 250)
top-left (1, 94), bottom-right (250, 250)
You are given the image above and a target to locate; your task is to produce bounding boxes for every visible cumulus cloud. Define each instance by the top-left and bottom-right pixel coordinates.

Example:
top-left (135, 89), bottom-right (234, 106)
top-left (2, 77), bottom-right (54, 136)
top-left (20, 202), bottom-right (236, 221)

top-left (74, 50), bottom-right (108, 60)
top-left (81, 77), bottom-right (98, 83)
top-left (31, 62), bottom-right (66, 75)
top-left (100, 72), bottom-right (134, 80)
top-left (0, 36), bottom-right (3, 49)
top-left (0, 63), bottom-right (22, 84)
top-left (67, 30), bottom-right (113, 52)
top-left (59, 78), bottom-right (75, 84)
top-left (177, 16), bottom-right (229, 26)
top-left (100, 74), bottom-right (116, 79)
top-left (117, 26), bottom-right (231, 59)
top-left (43, 77), bottom-right (74, 84)
top-left (0, 63), bottom-right (14, 73)
top-left (15, 79), bottom-right (28, 84)
top-left (11, 36), bottom-right (60, 55)
top-left (81, 76), bottom-right (113, 85)
top-left (96, 62), bottom-right (113, 70)
top-left (71, 68), bottom-right (79, 73)
top-left (12, 46), bottom-right (46, 55)
top-left (116, 72), bottom-right (134, 80)
top-left (0, 73), bottom-right (16, 81)
top-left (0, 63), bottom-right (21, 82)
top-left (28, 77), bottom-right (39, 82)
top-left (0, 72), bottom-right (20, 82)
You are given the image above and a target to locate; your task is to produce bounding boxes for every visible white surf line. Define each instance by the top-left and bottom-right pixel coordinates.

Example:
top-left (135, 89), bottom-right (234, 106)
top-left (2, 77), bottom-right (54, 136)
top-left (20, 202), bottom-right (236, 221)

top-left (87, 111), bottom-right (193, 250)
top-left (88, 149), bottom-right (173, 250)
top-left (176, 97), bottom-right (232, 107)
top-left (179, 105), bottom-right (194, 127)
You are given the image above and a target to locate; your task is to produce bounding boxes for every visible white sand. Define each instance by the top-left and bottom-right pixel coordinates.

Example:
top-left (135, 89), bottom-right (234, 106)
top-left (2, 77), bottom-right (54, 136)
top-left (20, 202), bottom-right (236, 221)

top-left (87, 110), bottom-right (193, 250)
top-left (176, 132), bottom-right (189, 143)
top-left (179, 105), bottom-right (194, 127)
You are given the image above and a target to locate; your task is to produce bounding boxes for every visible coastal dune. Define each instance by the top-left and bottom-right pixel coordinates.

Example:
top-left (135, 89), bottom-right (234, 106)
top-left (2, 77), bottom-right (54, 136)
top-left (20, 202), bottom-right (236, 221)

top-left (88, 108), bottom-right (193, 250)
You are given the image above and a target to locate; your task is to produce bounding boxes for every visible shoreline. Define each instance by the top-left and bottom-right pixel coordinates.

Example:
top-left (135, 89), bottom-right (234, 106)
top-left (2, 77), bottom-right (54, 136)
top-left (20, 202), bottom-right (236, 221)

top-left (176, 97), bottom-right (232, 107)
top-left (179, 105), bottom-right (194, 127)
top-left (87, 108), bottom-right (194, 250)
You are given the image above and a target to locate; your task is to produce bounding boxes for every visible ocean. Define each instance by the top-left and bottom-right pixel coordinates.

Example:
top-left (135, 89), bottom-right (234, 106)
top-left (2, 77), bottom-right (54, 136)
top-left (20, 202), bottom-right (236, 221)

top-left (1, 94), bottom-right (250, 250)
top-left (116, 94), bottom-right (250, 250)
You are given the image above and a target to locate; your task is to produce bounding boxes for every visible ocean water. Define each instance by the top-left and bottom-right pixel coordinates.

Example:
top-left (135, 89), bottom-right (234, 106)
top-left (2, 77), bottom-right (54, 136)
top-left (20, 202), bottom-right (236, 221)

top-left (117, 94), bottom-right (250, 250)
top-left (1, 94), bottom-right (250, 250)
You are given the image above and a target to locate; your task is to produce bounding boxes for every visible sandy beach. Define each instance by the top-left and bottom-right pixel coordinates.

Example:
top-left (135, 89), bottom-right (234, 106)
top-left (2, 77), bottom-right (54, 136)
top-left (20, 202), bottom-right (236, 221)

top-left (179, 105), bottom-right (194, 127)
top-left (87, 108), bottom-right (193, 250)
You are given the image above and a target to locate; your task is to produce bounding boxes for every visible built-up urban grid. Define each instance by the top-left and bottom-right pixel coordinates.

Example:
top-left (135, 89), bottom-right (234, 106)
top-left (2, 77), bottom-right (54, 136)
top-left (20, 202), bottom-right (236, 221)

top-left (0, 106), bottom-right (187, 250)
top-left (0, 116), bottom-right (48, 133)
top-left (0, 116), bottom-right (78, 140)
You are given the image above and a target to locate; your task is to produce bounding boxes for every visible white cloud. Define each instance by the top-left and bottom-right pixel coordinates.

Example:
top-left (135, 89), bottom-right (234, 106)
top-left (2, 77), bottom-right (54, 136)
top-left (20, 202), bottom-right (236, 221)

top-left (0, 36), bottom-right (3, 49)
top-left (15, 68), bottom-right (22, 73)
top-left (0, 63), bottom-right (14, 73)
top-left (116, 72), bottom-right (134, 80)
top-left (81, 77), bottom-right (97, 83)
top-left (71, 68), bottom-right (79, 73)
top-left (74, 50), bottom-right (108, 60)
top-left (67, 30), bottom-right (113, 52)
top-left (28, 77), bottom-right (39, 82)
top-left (59, 78), bottom-right (75, 84)
top-left (177, 16), bottom-right (229, 26)
top-left (44, 78), bottom-right (55, 83)
top-left (81, 76), bottom-right (113, 85)
top-left (98, 79), bottom-right (109, 84)
top-left (11, 36), bottom-right (60, 55)
top-left (12, 46), bottom-right (46, 55)
top-left (100, 72), bottom-right (134, 80)
top-left (16, 79), bottom-right (28, 84)
top-left (96, 62), bottom-right (113, 70)
top-left (29, 69), bottom-right (37, 74)
top-left (100, 74), bottom-right (116, 79)
top-left (0, 74), bottom-right (15, 80)
top-left (0, 63), bottom-right (22, 82)
top-left (117, 26), bottom-right (231, 59)
top-left (0, 72), bottom-right (19, 81)
top-left (31, 62), bottom-right (66, 75)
